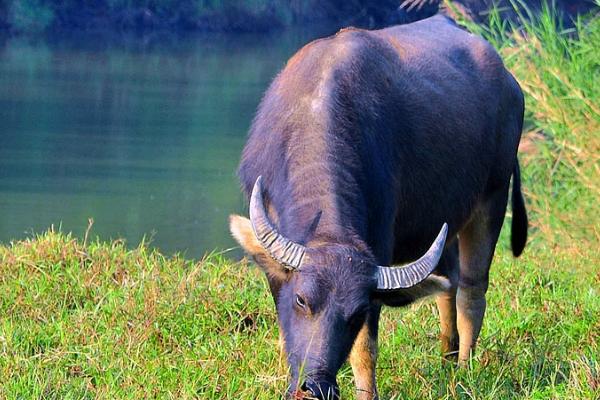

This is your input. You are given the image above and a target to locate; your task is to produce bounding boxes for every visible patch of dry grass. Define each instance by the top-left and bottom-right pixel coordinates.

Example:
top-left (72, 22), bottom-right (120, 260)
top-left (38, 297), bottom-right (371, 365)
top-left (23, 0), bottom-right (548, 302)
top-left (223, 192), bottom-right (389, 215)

top-left (460, 3), bottom-right (600, 247)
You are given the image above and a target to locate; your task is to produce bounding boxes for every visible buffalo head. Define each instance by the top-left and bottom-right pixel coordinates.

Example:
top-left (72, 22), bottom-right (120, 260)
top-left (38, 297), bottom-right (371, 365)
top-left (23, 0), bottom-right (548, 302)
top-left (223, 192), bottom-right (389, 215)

top-left (230, 177), bottom-right (449, 399)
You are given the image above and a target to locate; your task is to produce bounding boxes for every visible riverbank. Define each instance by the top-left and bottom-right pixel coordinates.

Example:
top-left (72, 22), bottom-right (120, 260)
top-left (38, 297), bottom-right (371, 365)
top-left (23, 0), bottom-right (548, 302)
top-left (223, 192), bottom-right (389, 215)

top-left (0, 0), bottom-right (398, 35)
top-left (1, 1), bottom-right (597, 35)
top-left (0, 224), bottom-right (597, 397)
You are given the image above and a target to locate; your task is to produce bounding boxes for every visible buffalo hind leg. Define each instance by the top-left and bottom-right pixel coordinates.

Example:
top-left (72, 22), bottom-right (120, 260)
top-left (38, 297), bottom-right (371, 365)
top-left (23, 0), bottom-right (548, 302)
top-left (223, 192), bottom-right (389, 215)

top-left (434, 243), bottom-right (460, 360)
top-left (349, 306), bottom-right (381, 400)
top-left (456, 187), bottom-right (509, 364)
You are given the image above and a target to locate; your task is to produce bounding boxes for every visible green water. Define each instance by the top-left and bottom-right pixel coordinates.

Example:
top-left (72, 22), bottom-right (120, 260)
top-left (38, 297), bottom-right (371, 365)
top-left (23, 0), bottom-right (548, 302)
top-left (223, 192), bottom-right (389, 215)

top-left (0, 29), bottom-right (331, 257)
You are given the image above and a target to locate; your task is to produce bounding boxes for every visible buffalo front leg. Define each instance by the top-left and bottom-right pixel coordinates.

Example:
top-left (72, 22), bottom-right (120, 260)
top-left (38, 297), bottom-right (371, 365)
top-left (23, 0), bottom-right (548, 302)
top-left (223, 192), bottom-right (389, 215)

top-left (456, 188), bottom-right (508, 364)
top-left (349, 306), bottom-right (380, 400)
top-left (436, 288), bottom-right (459, 359)
top-left (435, 244), bottom-right (460, 360)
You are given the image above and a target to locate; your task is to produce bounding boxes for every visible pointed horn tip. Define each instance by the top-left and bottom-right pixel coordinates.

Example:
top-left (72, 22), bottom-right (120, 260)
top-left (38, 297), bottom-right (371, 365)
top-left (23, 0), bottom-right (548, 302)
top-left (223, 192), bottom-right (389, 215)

top-left (431, 223), bottom-right (449, 262)
top-left (254, 175), bottom-right (263, 190)
top-left (250, 175), bottom-right (263, 200)
top-left (439, 222), bottom-right (448, 243)
top-left (249, 176), bottom-right (266, 220)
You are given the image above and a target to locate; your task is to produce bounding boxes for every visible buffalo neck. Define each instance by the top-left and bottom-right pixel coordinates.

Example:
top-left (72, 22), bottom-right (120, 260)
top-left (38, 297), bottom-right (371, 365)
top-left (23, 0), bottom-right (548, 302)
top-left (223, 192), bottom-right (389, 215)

top-left (239, 40), bottom-right (394, 261)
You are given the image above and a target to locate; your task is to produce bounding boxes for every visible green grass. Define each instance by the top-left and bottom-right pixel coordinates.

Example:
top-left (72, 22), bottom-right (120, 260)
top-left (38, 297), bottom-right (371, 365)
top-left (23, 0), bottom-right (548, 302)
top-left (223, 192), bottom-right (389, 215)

top-left (456, 1), bottom-right (600, 247)
top-left (0, 230), bottom-right (598, 399)
top-left (1, 6), bottom-right (599, 400)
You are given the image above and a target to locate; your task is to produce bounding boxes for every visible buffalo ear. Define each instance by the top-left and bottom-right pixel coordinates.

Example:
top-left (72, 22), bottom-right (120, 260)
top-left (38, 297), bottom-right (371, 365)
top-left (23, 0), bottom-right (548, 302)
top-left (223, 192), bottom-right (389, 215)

top-left (229, 214), bottom-right (288, 281)
top-left (373, 274), bottom-right (451, 307)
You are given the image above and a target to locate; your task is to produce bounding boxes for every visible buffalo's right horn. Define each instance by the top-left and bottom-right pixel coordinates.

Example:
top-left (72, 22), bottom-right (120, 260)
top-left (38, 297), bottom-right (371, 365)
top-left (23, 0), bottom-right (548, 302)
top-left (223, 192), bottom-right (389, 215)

top-left (249, 176), bottom-right (307, 271)
top-left (376, 223), bottom-right (448, 290)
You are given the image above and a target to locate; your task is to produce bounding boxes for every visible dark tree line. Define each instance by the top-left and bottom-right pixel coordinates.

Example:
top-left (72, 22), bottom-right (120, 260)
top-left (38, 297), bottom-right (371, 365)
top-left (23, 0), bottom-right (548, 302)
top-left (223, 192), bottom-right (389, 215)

top-left (0, 0), bottom-right (596, 35)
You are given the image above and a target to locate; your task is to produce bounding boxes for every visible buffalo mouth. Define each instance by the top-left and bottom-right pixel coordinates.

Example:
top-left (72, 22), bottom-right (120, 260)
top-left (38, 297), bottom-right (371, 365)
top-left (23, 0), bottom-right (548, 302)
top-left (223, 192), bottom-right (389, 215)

top-left (289, 380), bottom-right (339, 400)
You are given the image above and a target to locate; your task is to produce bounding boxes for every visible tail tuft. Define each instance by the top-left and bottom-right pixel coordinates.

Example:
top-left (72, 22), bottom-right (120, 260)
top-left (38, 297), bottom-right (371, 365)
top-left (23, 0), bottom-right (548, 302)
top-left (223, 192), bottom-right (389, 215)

top-left (511, 162), bottom-right (528, 257)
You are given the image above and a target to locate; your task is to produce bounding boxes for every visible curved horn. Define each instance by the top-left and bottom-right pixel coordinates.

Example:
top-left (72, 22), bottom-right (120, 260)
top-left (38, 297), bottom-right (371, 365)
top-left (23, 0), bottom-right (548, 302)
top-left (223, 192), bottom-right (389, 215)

top-left (249, 176), bottom-right (306, 271)
top-left (376, 223), bottom-right (448, 290)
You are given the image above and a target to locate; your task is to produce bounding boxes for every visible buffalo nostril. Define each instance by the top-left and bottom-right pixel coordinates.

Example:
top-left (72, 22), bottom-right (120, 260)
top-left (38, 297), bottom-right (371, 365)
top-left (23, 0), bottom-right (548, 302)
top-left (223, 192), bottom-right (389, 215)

top-left (300, 381), bottom-right (339, 400)
top-left (300, 381), bottom-right (316, 397)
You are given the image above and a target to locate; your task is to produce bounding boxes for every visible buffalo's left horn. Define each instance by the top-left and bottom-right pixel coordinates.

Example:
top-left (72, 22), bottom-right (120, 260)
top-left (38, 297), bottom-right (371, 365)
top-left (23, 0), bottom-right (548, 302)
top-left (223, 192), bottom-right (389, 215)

top-left (249, 176), bottom-right (307, 271)
top-left (376, 223), bottom-right (448, 290)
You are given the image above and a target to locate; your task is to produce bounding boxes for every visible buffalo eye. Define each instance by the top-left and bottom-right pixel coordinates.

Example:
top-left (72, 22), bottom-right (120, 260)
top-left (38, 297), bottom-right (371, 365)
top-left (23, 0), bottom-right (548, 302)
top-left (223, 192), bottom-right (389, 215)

top-left (295, 294), bottom-right (307, 309)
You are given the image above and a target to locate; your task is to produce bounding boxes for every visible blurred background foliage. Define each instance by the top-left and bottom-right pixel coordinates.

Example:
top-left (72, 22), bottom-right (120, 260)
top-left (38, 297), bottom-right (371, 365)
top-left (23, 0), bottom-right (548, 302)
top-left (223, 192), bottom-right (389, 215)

top-left (0, 0), bottom-right (399, 34)
top-left (0, 0), bottom-right (596, 35)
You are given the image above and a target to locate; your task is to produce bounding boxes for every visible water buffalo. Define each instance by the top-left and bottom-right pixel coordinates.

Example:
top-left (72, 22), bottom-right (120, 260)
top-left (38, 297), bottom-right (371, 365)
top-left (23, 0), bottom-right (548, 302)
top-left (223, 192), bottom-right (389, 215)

top-left (230, 15), bottom-right (527, 400)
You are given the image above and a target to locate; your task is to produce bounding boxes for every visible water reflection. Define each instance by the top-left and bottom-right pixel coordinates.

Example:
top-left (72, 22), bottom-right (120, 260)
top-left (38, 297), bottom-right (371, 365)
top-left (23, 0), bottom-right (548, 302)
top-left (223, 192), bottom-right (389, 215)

top-left (0, 28), bottom-right (334, 257)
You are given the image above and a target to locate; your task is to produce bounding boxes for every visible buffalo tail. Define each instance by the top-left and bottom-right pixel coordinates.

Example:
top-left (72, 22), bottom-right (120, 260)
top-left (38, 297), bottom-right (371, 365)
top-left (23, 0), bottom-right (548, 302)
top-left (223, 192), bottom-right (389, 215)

top-left (511, 161), bottom-right (528, 257)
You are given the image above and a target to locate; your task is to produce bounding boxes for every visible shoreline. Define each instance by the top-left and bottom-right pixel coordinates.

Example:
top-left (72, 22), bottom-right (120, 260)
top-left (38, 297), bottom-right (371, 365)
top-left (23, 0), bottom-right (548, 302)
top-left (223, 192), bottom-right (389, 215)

top-left (0, 1), bottom-right (597, 37)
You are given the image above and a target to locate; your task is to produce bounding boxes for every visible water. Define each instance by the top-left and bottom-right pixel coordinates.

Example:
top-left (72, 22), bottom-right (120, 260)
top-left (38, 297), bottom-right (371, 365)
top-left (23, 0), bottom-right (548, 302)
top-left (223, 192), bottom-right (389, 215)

top-left (0, 28), bottom-right (333, 258)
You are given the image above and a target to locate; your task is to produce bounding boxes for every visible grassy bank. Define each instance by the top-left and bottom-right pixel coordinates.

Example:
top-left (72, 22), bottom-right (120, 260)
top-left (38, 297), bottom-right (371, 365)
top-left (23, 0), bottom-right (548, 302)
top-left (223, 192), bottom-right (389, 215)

top-left (0, 229), bottom-right (598, 398)
top-left (1, 8), bottom-right (599, 400)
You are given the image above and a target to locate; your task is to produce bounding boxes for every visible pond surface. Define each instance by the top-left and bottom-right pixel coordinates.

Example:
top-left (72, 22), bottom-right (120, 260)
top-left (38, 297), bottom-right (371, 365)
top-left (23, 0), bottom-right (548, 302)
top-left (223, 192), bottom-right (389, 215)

top-left (0, 28), bottom-right (333, 258)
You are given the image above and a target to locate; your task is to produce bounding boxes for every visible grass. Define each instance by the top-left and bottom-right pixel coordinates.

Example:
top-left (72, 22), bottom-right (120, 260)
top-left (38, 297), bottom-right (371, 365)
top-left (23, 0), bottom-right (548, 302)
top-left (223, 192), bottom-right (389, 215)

top-left (0, 229), bottom-right (598, 399)
top-left (1, 6), bottom-right (599, 400)
top-left (456, 0), bottom-right (600, 247)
